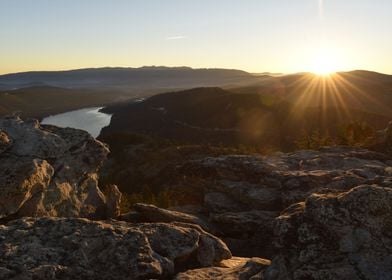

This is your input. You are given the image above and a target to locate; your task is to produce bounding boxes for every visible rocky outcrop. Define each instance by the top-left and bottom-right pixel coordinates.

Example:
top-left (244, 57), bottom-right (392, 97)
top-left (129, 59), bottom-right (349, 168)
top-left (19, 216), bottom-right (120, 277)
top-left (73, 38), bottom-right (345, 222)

top-left (265, 184), bottom-right (392, 280)
top-left (0, 217), bottom-right (231, 279)
top-left (115, 146), bottom-right (391, 279)
top-left (181, 147), bottom-right (391, 208)
top-left (0, 116), bottom-right (120, 220)
top-left (171, 146), bottom-right (392, 257)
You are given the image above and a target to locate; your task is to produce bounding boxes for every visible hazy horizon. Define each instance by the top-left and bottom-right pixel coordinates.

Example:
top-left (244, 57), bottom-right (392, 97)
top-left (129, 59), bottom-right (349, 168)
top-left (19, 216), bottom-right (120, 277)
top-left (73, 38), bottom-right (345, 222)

top-left (1, 65), bottom-right (392, 77)
top-left (1, 0), bottom-right (392, 75)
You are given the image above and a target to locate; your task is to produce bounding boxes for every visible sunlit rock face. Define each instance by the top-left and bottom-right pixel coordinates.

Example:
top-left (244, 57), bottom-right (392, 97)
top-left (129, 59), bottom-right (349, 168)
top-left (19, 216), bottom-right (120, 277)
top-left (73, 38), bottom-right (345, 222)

top-left (0, 218), bottom-right (231, 280)
top-left (0, 116), bottom-right (120, 220)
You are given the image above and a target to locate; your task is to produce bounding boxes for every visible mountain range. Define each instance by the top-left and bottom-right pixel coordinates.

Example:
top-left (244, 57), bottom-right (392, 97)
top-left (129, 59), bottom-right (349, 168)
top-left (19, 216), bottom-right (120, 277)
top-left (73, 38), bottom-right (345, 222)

top-left (1, 67), bottom-right (391, 120)
top-left (0, 66), bottom-right (257, 91)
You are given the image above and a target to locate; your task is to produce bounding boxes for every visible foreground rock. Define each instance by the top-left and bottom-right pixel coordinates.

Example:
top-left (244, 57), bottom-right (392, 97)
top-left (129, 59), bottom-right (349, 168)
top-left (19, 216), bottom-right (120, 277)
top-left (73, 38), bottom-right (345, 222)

top-left (266, 184), bottom-right (392, 280)
top-left (0, 217), bottom-right (231, 279)
top-left (0, 116), bottom-right (120, 220)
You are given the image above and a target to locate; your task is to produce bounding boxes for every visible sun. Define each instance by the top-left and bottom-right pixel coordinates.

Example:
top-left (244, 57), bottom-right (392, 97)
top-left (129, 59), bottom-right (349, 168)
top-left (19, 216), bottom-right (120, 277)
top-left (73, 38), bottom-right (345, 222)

top-left (309, 47), bottom-right (342, 76)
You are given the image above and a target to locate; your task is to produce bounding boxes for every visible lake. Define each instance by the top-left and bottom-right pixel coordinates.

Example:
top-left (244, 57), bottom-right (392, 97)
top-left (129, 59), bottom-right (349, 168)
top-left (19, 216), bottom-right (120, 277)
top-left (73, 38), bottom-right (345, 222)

top-left (41, 107), bottom-right (112, 138)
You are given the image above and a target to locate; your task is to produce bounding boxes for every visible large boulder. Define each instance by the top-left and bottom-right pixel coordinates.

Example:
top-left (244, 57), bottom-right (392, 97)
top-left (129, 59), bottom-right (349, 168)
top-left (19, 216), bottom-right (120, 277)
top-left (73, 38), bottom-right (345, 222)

top-left (0, 217), bottom-right (231, 280)
top-left (0, 116), bottom-right (120, 220)
top-left (265, 184), bottom-right (392, 280)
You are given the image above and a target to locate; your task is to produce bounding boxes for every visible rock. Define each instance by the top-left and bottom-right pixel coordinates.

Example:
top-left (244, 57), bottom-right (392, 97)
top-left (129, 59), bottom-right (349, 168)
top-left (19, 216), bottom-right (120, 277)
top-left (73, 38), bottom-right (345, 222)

top-left (104, 185), bottom-right (121, 218)
top-left (0, 116), bottom-right (118, 220)
top-left (118, 210), bottom-right (143, 223)
top-left (266, 184), bottom-right (392, 280)
top-left (133, 203), bottom-right (210, 230)
top-left (210, 211), bottom-right (278, 237)
top-left (209, 211), bottom-right (278, 258)
top-left (169, 204), bottom-right (206, 215)
top-left (0, 158), bottom-right (53, 220)
top-left (0, 130), bottom-right (12, 154)
top-left (0, 217), bottom-right (231, 279)
top-left (181, 147), bottom-right (391, 199)
top-left (175, 146), bottom-right (391, 256)
top-left (204, 192), bottom-right (244, 213)
top-left (178, 147), bottom-right (391, 217)
top-left (175, 257), bottom-right (271, 280)
top-left (213, 180), bottom-right (281, 211)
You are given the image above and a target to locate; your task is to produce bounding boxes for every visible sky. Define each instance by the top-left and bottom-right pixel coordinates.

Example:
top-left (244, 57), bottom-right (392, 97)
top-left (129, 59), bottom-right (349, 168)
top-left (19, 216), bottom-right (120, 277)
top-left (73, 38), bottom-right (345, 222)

top-left (1, 0), bottom-right (391, 75)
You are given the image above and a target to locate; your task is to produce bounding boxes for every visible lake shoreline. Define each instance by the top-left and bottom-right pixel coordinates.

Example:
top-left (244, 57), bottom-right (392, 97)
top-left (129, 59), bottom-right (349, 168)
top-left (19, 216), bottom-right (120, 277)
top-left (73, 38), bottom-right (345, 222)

top-left (41, 107), bottom-right (112, 138)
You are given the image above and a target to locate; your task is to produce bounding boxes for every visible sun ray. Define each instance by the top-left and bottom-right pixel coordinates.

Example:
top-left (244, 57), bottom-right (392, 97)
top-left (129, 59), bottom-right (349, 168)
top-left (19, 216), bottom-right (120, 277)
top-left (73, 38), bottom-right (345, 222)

top-left (333, 73), bottom-right (388, 113)
top-left (326, 76), bottom-right (352, 121)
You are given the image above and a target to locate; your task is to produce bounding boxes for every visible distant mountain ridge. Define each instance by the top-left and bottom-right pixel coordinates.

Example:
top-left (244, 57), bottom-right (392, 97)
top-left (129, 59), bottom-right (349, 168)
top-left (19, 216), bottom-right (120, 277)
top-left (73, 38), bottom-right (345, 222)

top-left (2, 66), bottom-right (391, 93)
top-left (0, 66), bottom-right (256, 91)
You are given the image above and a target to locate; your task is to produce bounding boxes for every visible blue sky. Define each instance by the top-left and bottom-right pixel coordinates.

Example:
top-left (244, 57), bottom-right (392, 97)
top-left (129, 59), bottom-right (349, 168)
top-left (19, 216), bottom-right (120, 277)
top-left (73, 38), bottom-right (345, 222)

top-left (1, 0), bottom-right (391, 74)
